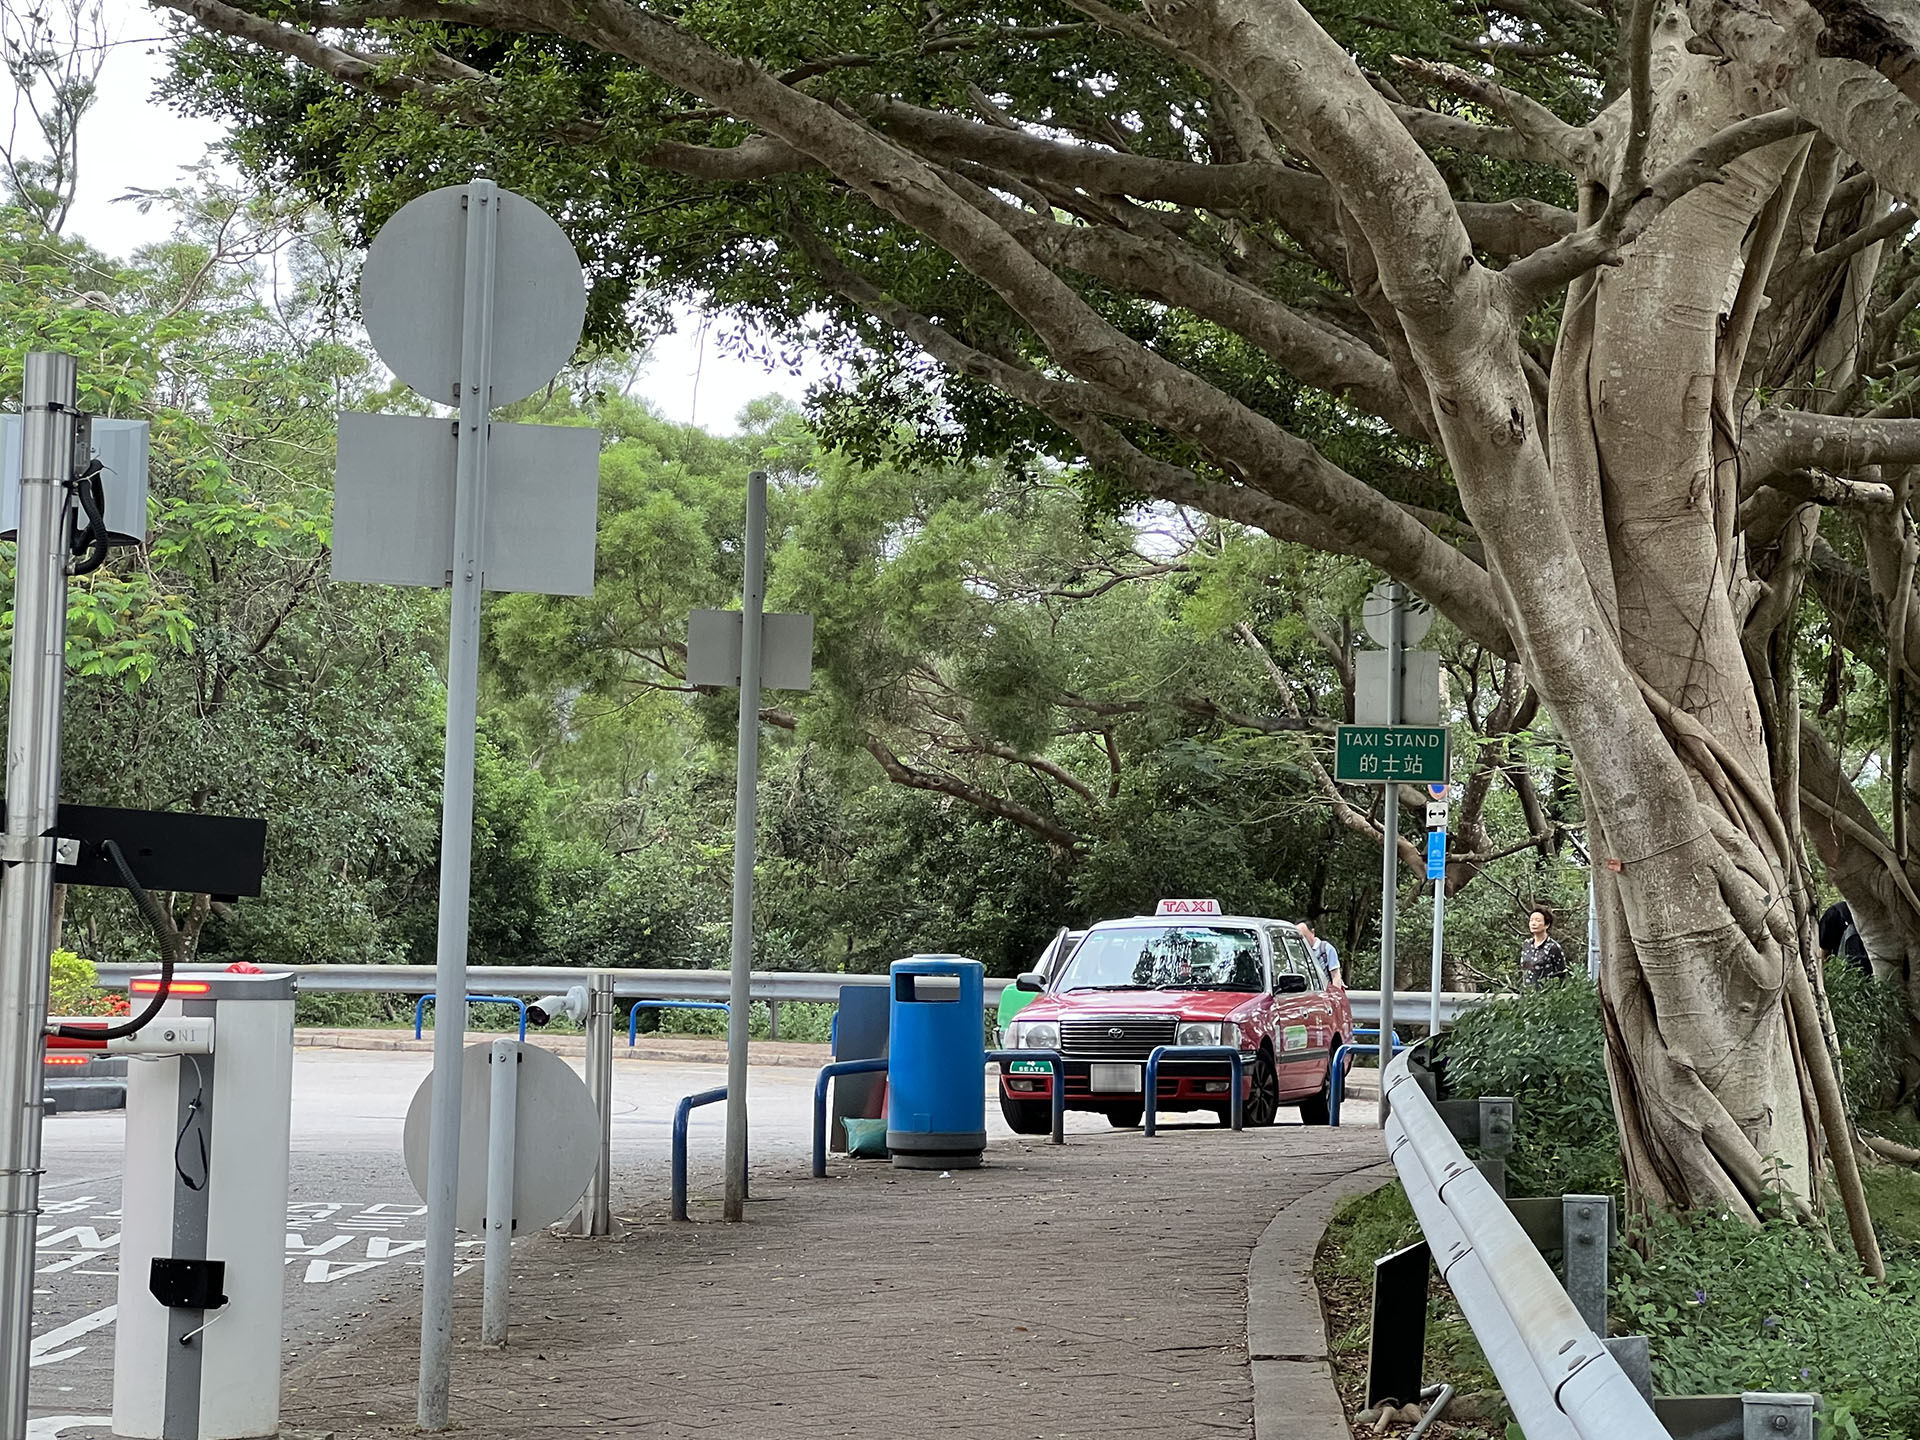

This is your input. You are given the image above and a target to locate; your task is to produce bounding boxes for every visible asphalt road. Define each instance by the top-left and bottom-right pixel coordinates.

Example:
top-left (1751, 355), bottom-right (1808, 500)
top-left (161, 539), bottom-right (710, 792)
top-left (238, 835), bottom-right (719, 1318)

top-left (24, 1047), bottom-right (824, 1436)
top-left (24, 1046), bottom-right (1305, 1438)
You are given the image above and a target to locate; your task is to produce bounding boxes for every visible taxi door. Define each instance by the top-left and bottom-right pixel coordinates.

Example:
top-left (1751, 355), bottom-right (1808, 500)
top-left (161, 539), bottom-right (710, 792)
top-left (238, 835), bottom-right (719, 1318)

top-left (1268, 925), bottom-right (1336, 1097)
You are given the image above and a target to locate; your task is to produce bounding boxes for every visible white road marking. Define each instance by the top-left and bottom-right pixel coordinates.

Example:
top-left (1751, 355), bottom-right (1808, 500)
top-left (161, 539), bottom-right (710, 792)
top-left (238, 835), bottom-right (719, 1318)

top-left (303, 1259), bottom-right (385, 1284)
top-left (26, 1414), bottom-right (112, 1437)
top-left (28, 1307), bottom-right (116, 1368)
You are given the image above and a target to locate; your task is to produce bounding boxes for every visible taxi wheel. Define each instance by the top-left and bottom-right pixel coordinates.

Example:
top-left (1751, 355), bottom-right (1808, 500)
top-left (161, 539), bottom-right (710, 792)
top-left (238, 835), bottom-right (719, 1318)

top-left (999, 1093), bottom-right (1053, 1135)
top-left (1299, 1060), bottom-right (1334, 1126)
top-left (1245, 1046), bottom-right (1281, 1127)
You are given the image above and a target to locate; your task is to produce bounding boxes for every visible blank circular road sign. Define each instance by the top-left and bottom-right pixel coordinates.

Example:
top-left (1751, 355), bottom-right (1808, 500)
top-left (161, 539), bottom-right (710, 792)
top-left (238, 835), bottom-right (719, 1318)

top-left (402, 1041), bottom-right (597, 1234)
top-left (360, 184), bottom-right (588, 408)
top-left (1361, 580), bottom-right (1434, 648)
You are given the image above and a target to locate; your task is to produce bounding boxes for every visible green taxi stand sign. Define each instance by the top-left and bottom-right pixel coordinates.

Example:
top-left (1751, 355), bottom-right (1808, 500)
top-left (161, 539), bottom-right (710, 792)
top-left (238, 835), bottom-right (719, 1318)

top-left (1333, 725), bottom-right (1449, 783)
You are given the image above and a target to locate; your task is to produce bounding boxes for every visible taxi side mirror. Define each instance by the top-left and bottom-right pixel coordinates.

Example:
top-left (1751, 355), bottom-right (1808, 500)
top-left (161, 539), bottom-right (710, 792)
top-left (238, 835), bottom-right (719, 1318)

top-left (1015, 972), bottom-right (1046, 993)
top-left (1275, 973), bottom-right (1310, 994)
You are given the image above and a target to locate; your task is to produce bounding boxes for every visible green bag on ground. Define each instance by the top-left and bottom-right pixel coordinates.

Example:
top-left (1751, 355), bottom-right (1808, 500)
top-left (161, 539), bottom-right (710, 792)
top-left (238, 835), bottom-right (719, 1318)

top-left (843, 1116), bottom-right (888, 1158)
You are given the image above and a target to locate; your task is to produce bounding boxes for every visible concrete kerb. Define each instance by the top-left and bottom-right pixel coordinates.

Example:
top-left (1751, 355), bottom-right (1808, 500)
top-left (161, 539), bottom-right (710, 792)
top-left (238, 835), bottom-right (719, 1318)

top-left (1247, 1159), bottom-right (1398, 1440)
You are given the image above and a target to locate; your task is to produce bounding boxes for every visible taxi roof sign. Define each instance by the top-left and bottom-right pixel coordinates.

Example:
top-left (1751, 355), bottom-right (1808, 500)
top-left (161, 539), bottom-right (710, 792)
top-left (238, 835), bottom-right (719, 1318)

top-left (1156, 898), bottom-right (1222, 916)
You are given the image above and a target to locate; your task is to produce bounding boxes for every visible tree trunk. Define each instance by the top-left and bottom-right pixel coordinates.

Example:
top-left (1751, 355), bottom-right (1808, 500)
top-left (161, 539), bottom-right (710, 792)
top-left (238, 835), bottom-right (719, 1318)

top-left (1479, 40), bottom-right (1833, 1219)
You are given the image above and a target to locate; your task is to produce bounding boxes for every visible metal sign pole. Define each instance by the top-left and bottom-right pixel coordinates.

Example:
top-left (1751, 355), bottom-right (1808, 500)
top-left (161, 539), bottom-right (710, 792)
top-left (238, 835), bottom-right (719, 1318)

top-left (1587, 869), bottom-right (1601, 980)
top-left (724, 472), bottom-right (768, 1223)
top-left (0, 352), bottom-right (76, 1432)
top-left (418, 178), bottom-right (499, 1430)
top-left (1378, 582), bottom-right (1403, 1126)
top-left (1428, 878), bottom-right (1445, 1036)
top-left (480, 1038), bottom-right (518, 1346)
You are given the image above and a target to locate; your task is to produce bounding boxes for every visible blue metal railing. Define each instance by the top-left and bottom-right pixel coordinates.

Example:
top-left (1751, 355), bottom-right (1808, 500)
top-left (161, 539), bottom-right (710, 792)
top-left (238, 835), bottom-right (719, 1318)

top-left (986, 1049), bottom-right (1066, 1146)
top-left (811, 1059), bottom-right (889, 1178)
top-left (414, 993), bottom-right (528, 1041)
top-left (629, 999), bottom-right (731, 1046)
top-left (810, 1050), bottom-right (1069, 1176)
top-left (1143, 1045), bottom-right (1245, 1136)
top-left (1329, 1026), bottom-right (1405, 1127)
top-left (670, 1086), bottom-right (745, 1221)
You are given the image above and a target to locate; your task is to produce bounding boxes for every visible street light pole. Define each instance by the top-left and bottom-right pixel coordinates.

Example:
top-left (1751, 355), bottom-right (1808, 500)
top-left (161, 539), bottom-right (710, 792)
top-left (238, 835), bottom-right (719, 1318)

top-left (0, 352), bottom-right (78, 1432)
top-left (723, 471), bottom-right (768, 1223)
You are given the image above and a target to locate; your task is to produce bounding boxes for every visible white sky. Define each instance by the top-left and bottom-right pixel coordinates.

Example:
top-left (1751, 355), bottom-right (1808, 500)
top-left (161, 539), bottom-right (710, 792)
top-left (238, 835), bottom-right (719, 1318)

top-left (7, 1), bottom-right (825, 433)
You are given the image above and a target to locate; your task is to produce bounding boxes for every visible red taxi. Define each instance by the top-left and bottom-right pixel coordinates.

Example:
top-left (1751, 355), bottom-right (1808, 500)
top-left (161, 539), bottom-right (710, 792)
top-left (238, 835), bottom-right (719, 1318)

top-left (998, 900), bottom-right (1354, 1131)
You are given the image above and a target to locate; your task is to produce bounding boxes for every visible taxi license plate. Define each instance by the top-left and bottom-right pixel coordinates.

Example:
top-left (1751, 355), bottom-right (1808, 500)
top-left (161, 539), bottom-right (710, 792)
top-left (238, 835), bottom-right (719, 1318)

top-left (1090, 1063), bottom-right (1143, 1093)
top-left (1007, 1059), bottom-right (1051, 1075)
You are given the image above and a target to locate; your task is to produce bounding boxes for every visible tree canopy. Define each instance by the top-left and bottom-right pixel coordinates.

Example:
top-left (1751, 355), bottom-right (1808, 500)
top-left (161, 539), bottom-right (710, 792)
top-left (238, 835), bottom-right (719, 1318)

top-left (139, 0), bottom-right (1920, 1240)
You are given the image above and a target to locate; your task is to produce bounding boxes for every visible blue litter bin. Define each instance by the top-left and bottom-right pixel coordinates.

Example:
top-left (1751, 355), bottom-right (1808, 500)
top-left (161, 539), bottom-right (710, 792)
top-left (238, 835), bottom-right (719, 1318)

top-left (886, 955), bottom-right (986, 1170)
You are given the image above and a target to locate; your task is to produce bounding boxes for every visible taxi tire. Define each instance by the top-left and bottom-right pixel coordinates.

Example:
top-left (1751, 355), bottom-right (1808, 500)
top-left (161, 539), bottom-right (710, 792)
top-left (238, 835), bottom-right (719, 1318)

top-left (1246, 1046), bottom-right (1281, 1127)
top-left (1000, 1092), bottom-right (1054, 1135)
top-left (1298, 1052), bottom-right (1335, 1126)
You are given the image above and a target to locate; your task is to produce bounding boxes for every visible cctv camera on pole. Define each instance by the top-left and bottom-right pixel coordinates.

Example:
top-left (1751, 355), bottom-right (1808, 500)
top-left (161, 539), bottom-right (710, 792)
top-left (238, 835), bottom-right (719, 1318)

top-left (526, 986), bottom-right (588, 1029)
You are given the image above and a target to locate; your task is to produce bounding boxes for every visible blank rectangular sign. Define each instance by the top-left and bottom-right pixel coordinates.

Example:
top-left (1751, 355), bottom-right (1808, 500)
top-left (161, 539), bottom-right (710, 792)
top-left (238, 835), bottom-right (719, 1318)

top-left (333, 412), bottom-right (599, 595)
top-left (686, 609), bottom-right (814, 691)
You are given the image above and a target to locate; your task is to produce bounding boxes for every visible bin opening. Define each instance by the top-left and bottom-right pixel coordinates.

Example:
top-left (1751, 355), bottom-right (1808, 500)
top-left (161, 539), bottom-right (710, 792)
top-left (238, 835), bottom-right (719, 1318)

top-left (895, 972), bottom-right (961, 1003)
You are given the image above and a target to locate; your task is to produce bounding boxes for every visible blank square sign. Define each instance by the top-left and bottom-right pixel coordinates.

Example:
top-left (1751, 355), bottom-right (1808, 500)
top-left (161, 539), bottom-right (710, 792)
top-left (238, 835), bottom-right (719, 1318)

top-left (687, 610), bottom-right (814, 691)
top-left (333, 412), bottom-right (598, 595)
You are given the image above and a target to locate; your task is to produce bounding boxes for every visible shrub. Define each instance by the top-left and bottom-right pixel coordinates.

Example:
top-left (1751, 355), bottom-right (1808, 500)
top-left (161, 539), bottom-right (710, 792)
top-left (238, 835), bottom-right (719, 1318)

top-left (1439, 974), bottom-right (1621, 1198)
top-left (47, 950), bottom-right (126, 1017)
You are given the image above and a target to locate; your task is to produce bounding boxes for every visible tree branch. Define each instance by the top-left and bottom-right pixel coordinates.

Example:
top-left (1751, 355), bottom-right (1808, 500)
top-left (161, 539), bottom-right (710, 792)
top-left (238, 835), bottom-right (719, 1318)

top-left (1392, 54), bottom-right (1602, 173)
top-left (1503, 110), bottom-right (1815, 301)
top-left (864, 736), bottom-right (1081, 852)
top-left (1740, 410), bottom-right (1920, 489)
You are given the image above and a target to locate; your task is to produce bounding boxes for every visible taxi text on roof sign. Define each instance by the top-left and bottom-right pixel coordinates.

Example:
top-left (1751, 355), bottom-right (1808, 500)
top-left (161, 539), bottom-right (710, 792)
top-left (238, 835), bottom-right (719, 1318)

top-left (1156, 898), bottom-right (1222, 916)
top-left (1332, 725), bottom-right (1450, 784)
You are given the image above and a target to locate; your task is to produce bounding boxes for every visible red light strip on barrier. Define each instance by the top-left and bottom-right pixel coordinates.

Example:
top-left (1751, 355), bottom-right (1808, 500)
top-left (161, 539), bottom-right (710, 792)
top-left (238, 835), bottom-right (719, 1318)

top-left (130, 979), bottom-right (210, 995)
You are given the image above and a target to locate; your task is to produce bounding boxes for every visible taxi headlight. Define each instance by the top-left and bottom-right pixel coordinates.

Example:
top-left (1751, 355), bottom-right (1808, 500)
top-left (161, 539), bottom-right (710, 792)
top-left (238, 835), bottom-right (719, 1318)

top-left (1008, 1020), bottom-right (1058, 1051)
top-left (1176, 1020), bottom-right (1238, 1048)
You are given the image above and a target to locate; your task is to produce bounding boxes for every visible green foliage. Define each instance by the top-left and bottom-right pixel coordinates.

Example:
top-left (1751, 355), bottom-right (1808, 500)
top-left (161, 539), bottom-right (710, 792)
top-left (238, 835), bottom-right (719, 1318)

top-left (1824, 959), bottom-right (1911, 1119)
top-left (540, 849), bottom-right (708, 969)
top-left (631, 999), bottom-right (834, 1043)
top-left (46, 948), bottom-right (119, 1016)
top-left (1615, 1207), bottom-right (1920, 1440)
top-left (1440, 976), bottom-right (1622, 1197)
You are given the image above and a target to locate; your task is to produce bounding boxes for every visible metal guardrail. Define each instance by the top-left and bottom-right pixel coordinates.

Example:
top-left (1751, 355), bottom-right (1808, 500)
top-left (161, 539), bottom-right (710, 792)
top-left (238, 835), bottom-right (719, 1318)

top-left (1382, 1049), bottom-right (1663, 1440)
top-left (1143, 1045), bottom-right (1244, 1135)
top-left (628, 999), bottom-right (730, 1045)
top-left (413, 993), bottom-right (527, 1041)
top-left (669, 1086), bottom-right (741, 1222)
top-left (96, 963), bottom-right (1491, 1027)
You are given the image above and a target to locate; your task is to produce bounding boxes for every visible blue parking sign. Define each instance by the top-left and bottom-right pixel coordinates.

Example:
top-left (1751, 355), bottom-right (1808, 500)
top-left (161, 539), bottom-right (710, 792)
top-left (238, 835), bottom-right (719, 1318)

top-left (1426, 829), bottom-right (1446, 880)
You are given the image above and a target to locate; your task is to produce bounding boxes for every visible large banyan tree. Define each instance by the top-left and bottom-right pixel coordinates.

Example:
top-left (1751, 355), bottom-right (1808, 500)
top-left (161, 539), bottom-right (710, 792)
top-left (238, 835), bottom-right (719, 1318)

top-left (153, 0), bottom-right (1920, 1258)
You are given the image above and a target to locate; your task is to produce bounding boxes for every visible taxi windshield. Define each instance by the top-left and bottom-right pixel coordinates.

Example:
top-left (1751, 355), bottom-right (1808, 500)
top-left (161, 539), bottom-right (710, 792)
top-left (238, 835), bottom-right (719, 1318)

top-left (1059, 925), bottom-right (1265, 992)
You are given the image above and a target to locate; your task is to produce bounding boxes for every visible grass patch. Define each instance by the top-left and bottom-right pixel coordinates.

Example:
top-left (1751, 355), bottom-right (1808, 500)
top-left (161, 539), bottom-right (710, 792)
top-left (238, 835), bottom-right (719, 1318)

top-left (1315, 1183), bottom-right (1506, 1438)
top-left (1613, 1205), bottom-right (1920, 1440)
top-left (1862, 1164), bottom-right (1920, 1247)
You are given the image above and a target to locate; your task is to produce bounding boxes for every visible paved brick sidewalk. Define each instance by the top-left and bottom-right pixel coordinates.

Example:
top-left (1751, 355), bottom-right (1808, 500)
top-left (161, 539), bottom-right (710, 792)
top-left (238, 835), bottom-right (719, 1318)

top-left (282, 1122), bottom-right (1379, 1439)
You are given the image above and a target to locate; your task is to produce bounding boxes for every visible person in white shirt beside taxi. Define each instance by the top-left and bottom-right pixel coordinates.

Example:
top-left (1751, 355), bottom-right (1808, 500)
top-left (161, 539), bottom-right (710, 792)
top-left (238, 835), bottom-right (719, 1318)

top-left (1297, 920), bottom-right (1344, 991)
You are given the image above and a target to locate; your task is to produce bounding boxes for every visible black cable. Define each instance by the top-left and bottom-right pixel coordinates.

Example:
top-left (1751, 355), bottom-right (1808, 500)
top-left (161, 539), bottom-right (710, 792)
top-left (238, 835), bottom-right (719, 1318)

top-left (67, 459), bottom-right (110, 577)
top-left (51, 838), bottom-right (181, 1041)
top-left (174, 1055), bottom-right (209, 1192)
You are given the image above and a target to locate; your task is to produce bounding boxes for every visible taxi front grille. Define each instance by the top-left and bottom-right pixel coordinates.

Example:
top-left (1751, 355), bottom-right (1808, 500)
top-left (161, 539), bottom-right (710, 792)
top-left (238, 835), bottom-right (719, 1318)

top-left (1060, 1016), bottom-right (1178, 1059)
